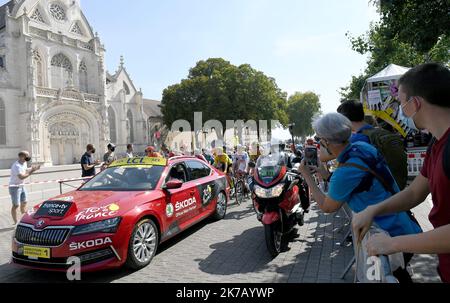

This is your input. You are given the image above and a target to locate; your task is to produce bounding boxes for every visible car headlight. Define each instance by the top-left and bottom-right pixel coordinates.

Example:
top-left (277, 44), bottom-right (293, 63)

top-left (72, 217), bottom-right (121, 236)
top-left (254, 184), bottom-right (284, 198)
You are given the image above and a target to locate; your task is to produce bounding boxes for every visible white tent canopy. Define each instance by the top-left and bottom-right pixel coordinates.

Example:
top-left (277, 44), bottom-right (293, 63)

top-left (367, 64), bottom-right (411, 83)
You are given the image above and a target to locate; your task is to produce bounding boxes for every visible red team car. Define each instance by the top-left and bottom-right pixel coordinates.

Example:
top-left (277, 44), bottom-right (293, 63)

top-left (11, 156), bottom-right (230, 272)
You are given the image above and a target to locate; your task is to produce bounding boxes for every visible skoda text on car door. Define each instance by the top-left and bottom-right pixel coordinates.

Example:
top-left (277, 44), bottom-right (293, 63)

top-left (11, 156), bottom-right (229, 272)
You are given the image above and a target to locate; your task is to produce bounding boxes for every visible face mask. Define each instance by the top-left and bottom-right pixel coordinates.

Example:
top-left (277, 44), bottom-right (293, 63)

top-left (25, 157), bottom-right (32, 162)
top-left (91, 149), bottom-right (96, 154)
top-left (398, 106), bottom-right (418, 132)
top-left (110, 147), bottom-right (116, 152)
top-left (319, 141), bottom-right (335, 162)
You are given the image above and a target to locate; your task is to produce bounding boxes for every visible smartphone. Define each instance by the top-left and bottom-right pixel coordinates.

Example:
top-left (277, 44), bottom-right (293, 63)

top-left (304, 147), bottom-right (318, 167)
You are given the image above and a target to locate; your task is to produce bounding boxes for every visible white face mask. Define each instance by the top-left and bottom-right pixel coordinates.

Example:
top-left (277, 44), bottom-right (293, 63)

top-left (399, 104), bottom-right (419, 132)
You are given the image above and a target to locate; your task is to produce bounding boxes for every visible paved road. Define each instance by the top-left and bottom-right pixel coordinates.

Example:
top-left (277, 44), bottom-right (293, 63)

top-left (0, 197), bottom-right (440, 283)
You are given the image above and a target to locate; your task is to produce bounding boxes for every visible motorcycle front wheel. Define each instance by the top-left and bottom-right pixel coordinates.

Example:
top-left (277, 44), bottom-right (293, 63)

top-left (264, 222), bottom-right (282, 258)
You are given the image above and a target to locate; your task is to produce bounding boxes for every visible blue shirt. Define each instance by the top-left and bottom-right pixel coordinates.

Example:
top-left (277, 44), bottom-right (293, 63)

top-left (350, 125), bottom-right (373, 144)
top-left (328, 142), bottom-right (422, 237)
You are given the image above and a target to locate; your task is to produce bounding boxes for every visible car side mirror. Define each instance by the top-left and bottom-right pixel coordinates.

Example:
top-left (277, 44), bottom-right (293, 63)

top-left (164, 180), bottom-right (183, 190)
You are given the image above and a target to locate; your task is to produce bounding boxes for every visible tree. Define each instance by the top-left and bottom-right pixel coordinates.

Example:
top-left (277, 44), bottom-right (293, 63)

top-left (160, 58), bottom-right (289, 141)
top-left (340, 0), bottom-right (450, 100)
top-left (287, 92), bottom-right (321, 140)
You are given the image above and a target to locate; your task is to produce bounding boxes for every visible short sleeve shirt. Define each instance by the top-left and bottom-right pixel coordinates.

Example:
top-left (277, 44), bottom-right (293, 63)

top-left (81, 152), bottom-right (95, 177)
top-left (328, 142), bottom-right (422, 237)
top-left (9, 161), bottom-right (27, 186)
top-left (420, 127), bottom-right (450, 282)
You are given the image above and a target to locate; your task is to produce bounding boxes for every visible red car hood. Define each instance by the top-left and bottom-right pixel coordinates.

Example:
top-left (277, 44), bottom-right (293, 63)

top-left (21, 190), bottom-right (163, 226)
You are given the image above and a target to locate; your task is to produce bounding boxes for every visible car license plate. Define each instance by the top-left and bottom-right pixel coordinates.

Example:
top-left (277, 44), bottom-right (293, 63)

top-left (23, 246), bottom-right (51, 259)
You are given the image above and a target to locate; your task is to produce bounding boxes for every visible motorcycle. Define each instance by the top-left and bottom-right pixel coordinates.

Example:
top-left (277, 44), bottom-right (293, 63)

top-left (251, 153), bottom-right (310, 257)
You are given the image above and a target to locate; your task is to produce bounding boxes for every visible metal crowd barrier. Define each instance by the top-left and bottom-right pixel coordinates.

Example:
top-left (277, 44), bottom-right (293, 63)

top-left (352, 224), bottom-right (399, 283)
top-left (58, 177), bottom-right (92, 194)
top-left (337, 207), bottom-right (399, 283)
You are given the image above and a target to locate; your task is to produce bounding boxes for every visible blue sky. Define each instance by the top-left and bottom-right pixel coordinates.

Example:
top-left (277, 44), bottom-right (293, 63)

top-left (79, 0), bottom-right (378, 115)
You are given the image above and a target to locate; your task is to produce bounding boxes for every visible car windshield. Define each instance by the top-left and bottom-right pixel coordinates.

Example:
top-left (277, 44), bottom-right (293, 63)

top-left (80, 166), bottom-right (165, 191)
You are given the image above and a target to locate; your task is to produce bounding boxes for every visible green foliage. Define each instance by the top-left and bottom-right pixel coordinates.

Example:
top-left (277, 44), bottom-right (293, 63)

top-left (287, 92), bottom-right (321, 138)
top-left (341, 0), bottom-right (450, 99)
top-left (378, 0), bottom-right (450, 53)
top-left (160, 58), bottom-right (289, 131)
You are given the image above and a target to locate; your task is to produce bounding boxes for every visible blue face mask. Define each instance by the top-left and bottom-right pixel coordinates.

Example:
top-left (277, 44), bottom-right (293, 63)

top-left (398, 106), bottom-right (418, 132)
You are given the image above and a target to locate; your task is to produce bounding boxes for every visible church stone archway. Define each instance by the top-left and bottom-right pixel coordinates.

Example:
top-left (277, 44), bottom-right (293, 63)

top-left (40, 106), bottom-right (101, 166)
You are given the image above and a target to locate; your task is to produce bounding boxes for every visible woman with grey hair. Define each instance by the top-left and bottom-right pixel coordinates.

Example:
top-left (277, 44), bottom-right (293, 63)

top-left (297, 112), bottom-right (422, 283)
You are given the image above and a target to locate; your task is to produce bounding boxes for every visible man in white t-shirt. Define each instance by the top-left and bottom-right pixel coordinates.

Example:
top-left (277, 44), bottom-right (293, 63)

top-left (9, 151), bottom-right (40, 224)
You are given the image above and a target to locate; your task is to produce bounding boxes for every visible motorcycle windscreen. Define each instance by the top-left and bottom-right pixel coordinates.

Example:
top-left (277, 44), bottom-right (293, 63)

top-left (256, 154), bottom-right (286, 185)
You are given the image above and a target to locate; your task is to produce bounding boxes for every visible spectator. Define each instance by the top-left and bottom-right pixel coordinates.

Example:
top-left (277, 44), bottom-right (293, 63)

top-left (161, 144), bottom-right (170, 158)
top-left (81, 144), bottom-right (100, 177)
top-left (291, 149), bottom-right (303, 165)
top-left (126, 144), bottom-right (134, 158)
top-left (9, 151), bottom-right (40, 225)
top-left (202, 149), bottom-right (214, 165)
top-left (338, 100), bottom-right (408, 190)
top-left (145, 146), bottom-right (162, 158)
top-left (297, 113), bottom-right (422, 283)
top-left (102, 143), bottom-right (117, 169)
top-left (352, 63), bottom-right (450, 283)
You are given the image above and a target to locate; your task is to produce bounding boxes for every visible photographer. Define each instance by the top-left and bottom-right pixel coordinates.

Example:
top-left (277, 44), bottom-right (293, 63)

top-left (9, 151), bottom-right (40, 225)
top-left (296, 113), bottom-right (422, 283)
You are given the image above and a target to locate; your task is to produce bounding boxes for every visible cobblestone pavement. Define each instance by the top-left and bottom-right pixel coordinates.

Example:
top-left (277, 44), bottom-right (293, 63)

top-left (0, 196), bottom-right (440, 283)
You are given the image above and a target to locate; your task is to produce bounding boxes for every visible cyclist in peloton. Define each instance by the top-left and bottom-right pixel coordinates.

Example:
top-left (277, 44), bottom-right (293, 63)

top-left (214, 146), bottom-right (234, 190)
top-left (233, 145), bottom-right (249, 175)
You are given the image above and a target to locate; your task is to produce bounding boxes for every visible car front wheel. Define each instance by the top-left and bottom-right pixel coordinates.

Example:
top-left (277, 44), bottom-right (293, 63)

top-left (212, 191), bottom-right (227, 220)
top-left (126, 219), bottom-right (159, 270)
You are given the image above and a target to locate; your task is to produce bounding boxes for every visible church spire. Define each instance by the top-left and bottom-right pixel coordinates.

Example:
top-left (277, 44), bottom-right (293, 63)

top-left (120, 55), bottom-right (124, 69)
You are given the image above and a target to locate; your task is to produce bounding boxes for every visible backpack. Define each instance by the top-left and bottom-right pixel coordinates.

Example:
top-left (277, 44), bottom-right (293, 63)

top-left (362, 128), bottom-right (408, 190)
top-left (427, 136), bottom-right (450, 179)
top-left (338, 143), bottom-right (398, 196)
top-left (338, 144), bottom-right (421, 228)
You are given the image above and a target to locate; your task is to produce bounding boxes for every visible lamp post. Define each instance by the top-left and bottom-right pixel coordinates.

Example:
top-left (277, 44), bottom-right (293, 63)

top-left (288, 123), bottom-right (296, 153)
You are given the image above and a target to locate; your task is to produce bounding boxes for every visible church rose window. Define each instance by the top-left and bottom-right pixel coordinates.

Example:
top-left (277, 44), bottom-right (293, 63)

top-left (49, 3), bottom-right (66, 21)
